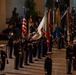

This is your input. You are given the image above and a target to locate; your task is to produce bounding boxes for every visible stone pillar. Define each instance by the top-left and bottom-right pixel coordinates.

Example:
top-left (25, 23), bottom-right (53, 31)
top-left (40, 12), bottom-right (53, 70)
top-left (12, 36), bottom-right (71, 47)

top-left (74, 0), bottom-right (76, 9)
top-left (70, 0), bottom-right (74, 12)
top-left (34, 0), bottom-right (44, 14)
top-left (0, 0), bottom-right (7, 33)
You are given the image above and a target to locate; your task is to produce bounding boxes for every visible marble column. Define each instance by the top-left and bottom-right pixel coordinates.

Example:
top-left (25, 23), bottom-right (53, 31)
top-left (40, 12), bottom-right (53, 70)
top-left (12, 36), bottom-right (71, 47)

top-left (0, 0), bottom-right (7, 33)
top-left (74, 0), bottom-right (76, 9)
top-left (70, 0), bottom-right (74, 12)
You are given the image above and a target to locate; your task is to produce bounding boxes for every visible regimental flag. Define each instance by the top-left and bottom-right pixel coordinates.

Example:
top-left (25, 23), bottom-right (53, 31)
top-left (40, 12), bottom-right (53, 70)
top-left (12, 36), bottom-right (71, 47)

top-left (22, 11), bottom-right (27, 39)
top-left (56, 27), bottom-right (60, 41)
top-left (61, 9), bottom-right (68, 20)
top-left (45, 11), bottom-right (50, 48)
top-left (66, 8), bottom-right (70, 27)
top-left (31, 14), bottom-right (46, 40)
top-left (66, 8), bottom-right (70, 41)
top-left (48, 9), bottom-right (51, 29)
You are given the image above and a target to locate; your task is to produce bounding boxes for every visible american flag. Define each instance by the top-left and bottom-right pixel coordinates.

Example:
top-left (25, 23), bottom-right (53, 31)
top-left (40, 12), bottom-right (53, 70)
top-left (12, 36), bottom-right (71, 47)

top-left (22, 11), bottom-right (27, 39)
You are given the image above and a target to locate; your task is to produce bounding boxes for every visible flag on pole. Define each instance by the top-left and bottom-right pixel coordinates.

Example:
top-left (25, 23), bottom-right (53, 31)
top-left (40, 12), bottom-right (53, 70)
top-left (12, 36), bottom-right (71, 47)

top-left (48, 9), bottom-right (51, 29)
top-left (31, 14), bottom-right (46, 40)
top-left (22, 11), bottom-right (27, 39)
top-left (66, 8), bottom-right (70, 41)
top-left (45, 11), bottom-right (50, 48)
top-left (56, 27), bottom-right (60, 41)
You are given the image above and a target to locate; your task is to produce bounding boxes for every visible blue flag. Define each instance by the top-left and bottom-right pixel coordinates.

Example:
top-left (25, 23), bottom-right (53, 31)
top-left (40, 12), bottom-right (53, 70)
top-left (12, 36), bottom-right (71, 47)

top-left (56, 27), bottom-right (60, 40)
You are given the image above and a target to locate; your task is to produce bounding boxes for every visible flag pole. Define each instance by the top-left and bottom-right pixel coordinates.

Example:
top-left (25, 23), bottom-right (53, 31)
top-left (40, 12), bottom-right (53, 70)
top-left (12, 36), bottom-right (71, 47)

top-left (67, 7), bottom-right (70, 42)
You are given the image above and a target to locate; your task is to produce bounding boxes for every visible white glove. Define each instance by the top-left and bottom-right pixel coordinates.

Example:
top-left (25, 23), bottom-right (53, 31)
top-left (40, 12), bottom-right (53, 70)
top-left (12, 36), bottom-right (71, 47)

top-left (72, 57), bottom-right (75, 59)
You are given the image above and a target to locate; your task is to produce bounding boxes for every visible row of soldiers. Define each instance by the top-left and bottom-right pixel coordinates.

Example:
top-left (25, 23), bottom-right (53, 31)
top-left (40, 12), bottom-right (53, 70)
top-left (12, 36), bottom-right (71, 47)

top-left (1, 33), bottom-right (49, 71)
top-left (13, 34), bottom-right (49, 70)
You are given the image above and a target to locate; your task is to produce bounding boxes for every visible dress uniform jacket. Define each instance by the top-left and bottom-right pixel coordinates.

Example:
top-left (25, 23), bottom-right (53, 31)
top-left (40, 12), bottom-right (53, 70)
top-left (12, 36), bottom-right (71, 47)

top-left (44, 57), bottom-right (52, 75)
top-left (0, 50), bottom-right (7, 71)
top-left (66, 46), bottom-right (73, 59)
top-left (66, 46), bottom-right (73, 73)
top-left (14, 41), bottom-right (20, 69)
top-left (8, 33), bottom-right (14, 58)
top-left (73, 44), bottom-right (76, 70)
top-left (73, 44), bottom-right (76, 58)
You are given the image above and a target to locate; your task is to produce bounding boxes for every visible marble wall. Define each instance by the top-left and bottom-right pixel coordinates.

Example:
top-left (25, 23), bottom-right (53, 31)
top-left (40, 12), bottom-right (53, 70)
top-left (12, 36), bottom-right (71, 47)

top-left (0, 0), bottom-right (75, 33)
top-left (0, 0), bottom-right (7, 33)
top-left (34, 0), bottom-right (44, 14)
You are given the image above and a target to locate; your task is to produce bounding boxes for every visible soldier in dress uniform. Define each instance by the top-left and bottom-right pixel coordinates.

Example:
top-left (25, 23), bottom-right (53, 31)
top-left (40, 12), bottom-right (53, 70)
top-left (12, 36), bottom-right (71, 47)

top-left (14, 38), bottom-right (20, 70)
top-left (29, 40), bottom-right (34, 63)
top-left (69, 21), bottom-right (75, 42)
top-left (0, 44), bottom-right (7, 75)
top-left (8, 31), bottom-right (14, 58)
top-left (44, 52), bottom-right (53, 75)
top-left (32, 41), bottom-right (38, 61)
top-left (24, 38), bottom-right (30, 65)
top-left (41, 34), bottom-right (47, 57)
top-left (66, 41), bottom-right (73, 74)
top-left (73, 40), bottom-right (76, 70)
top-left (19, 40), bottom-right (24, 68)
top-left (37, 38), bottom-right (42, 59)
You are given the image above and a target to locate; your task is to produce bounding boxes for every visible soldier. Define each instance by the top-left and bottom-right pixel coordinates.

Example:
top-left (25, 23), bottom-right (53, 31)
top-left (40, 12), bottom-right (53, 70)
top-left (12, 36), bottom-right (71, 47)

top-left (29, 41), bottom-right (34, 63)
top-left (66, 41), bottom-right (73, 74)
top-left (14, 38), bottom-right (20, 70)
top-left (37, 39), bottom-right (42, 59)
top-left (32, 41), bottom-right (38, 61)
top-left (73, 40), bottom-right (76, 70)
top-left (44, 52), bottom-right (53, 75)
top-left (0, 44), bottom-right (7, 75)
top-left (8, 31), bottom-right (14, 58)
top-left (24, 38), bottom-right (30, 65)
top-left (19, 40), bottom-right (24, 68)
top-left (41, 34), bottom-right (47, 57)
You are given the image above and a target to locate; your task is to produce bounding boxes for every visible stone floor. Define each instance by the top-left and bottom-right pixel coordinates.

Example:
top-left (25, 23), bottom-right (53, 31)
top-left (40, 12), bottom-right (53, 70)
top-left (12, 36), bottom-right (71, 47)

top-left (0, 40), bottom-right (76, 75)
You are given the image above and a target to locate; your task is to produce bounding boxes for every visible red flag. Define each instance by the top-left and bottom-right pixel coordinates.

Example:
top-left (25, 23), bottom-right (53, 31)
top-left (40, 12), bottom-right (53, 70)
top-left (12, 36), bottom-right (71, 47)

top-left (45, 32), bottom-right (50, 47)
top-left (45, 11), bottom-right (50, 48)
top-left (48, 10), bottom-right (51, 28)
top-left (31, 15), bottom-right (46, 40)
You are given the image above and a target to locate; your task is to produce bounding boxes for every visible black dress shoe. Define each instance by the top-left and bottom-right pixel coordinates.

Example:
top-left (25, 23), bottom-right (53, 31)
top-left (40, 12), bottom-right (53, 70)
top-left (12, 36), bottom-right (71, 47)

top-left (19, 66), bottom-right (24, 68)
top-left (38, 57), bottom-right (42, 59)
top-left (73, 68), bottom-right (76, 71)
top-left (9, 57), bottom-right (14, 59)
top-left (1, 74), bottom-right (6, 75)
top-left (29, 61), bottom-right (34, 63)
top-left (34, 59), bottom-right (38, 61)
top-left (67, 72), bottom-right (73, 74)
top-left (25, 63), bottom-right (30, 65)
top-left (14, 68), bottom-right (19, 70)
